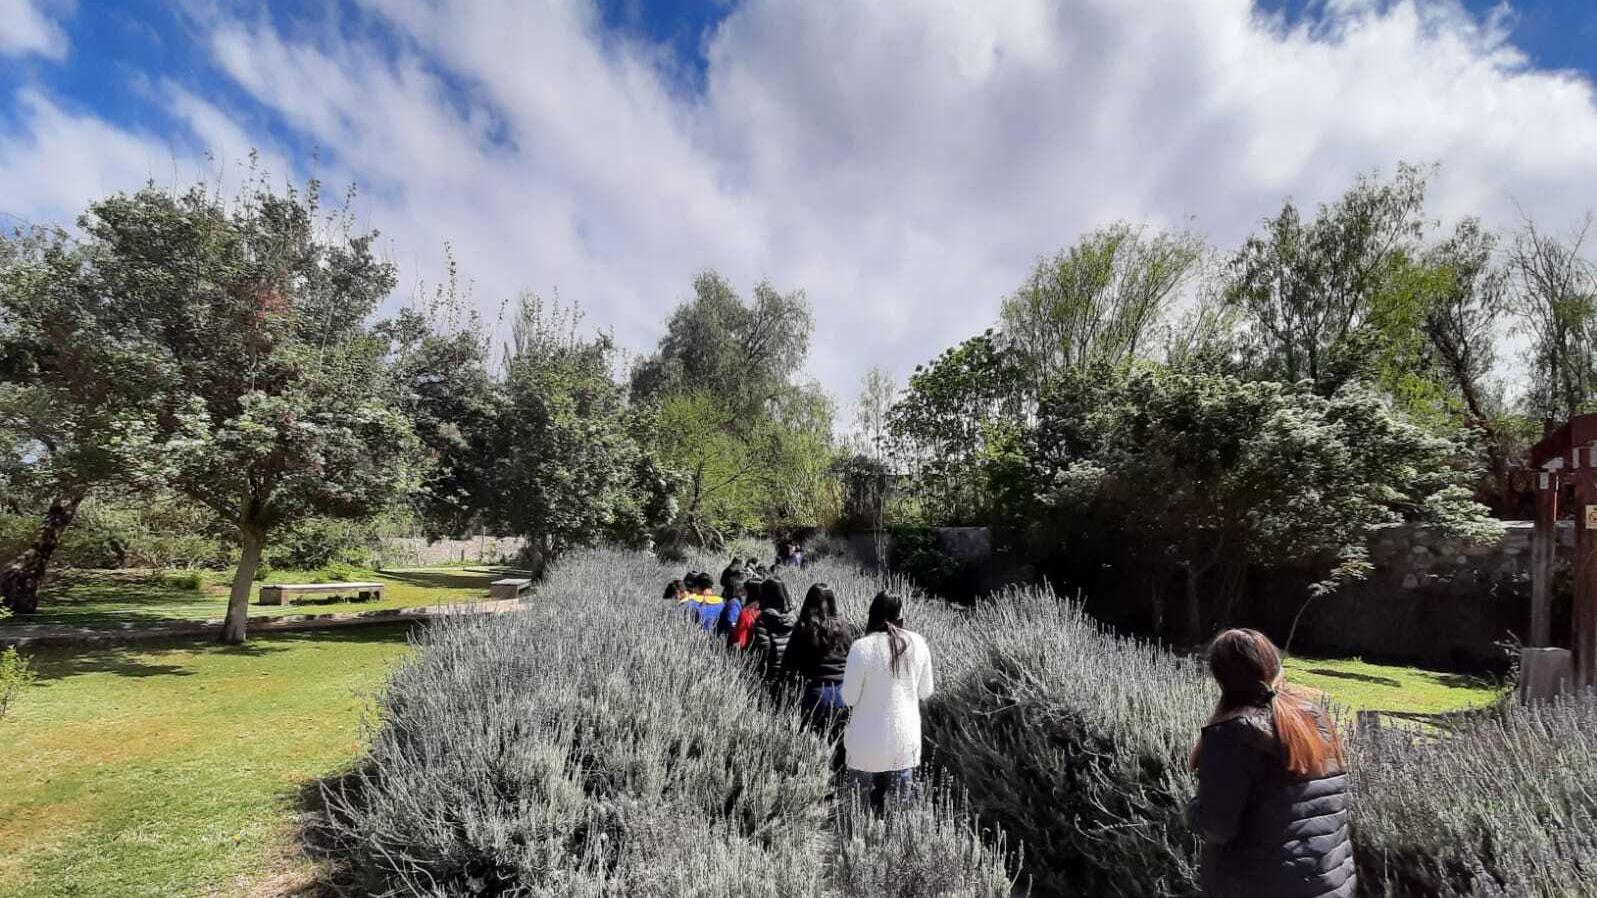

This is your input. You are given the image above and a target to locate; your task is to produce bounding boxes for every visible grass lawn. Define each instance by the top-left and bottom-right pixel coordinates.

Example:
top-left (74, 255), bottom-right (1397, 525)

top-left (1283, 654), bottom-right (1506, 716)
top-left (1, 567), bottom-right (516, 628)
top-left (0, 624), bottom-right (416, 898)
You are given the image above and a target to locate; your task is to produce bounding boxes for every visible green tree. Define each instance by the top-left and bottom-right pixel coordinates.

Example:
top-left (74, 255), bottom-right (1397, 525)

top-left (74, 180), bottom-right (423, 643)
top-left (1511, 213), bottom-right (1597, 421)
top-left (0, 227), bottom-right (164, 612)
top-left (1000, 223), bottom-right (1204, 391)
top-left (1022, 366), bottom-right (1497, 642)
top-left (1226, 164), bottom-right (1430, 391)
top-left (486, 295), bottom-right (668, 569)
top-left (632, 272), bottom-right (831, 545)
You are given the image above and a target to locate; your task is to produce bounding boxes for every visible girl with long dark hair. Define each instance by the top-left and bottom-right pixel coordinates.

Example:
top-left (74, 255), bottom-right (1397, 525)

top-left (782, 583), bottom-right (854, 721)
top-left (1186, 628), bottom-right (1354, 897)
top-left (840, 591), bottom-right (933, 811)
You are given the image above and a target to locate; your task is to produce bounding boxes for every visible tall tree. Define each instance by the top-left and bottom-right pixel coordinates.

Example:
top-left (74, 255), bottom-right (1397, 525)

top-left (76, 180), bottom-right (423, 643)
top-left (1000, 223), bottom-right (1204, 391)
top-left (1511, 213), bottom-right (1597, 421)
top-left (632, 272), bottom-right (830, 545)
top-left (484, 295), bottom-right (667, 568)
top-left (1226, 164), bottom-right (1430, 391)
top-left (0, 227), bottom-right (164, 612)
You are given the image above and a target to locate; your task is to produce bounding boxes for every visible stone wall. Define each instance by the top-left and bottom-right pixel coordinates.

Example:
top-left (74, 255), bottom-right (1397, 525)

top-left (376, 536), bottom-right (526, 569)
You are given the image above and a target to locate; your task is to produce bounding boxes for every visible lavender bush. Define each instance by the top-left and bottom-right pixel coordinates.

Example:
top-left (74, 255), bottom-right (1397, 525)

top-left (320, 548), bottom-right (1015, 897)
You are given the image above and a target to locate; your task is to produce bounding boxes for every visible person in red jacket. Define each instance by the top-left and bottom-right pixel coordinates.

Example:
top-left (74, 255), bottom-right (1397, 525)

top-left (730, 574), bottom-right (764, 650)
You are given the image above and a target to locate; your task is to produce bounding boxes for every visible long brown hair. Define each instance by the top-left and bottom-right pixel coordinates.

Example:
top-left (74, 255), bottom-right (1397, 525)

top-left (1194, 628), bottom-right (1343, 777)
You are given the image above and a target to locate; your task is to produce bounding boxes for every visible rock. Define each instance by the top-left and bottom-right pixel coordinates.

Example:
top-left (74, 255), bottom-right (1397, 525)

top-left (1402, 573), bottom-right (1420, 589)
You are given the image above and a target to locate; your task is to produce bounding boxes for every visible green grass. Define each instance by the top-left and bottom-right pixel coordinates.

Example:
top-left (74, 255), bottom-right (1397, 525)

top-left (0, 624), bottom-right (416, 898)
top-left (1283, 654), bottom-right (1506, 717)
top-left (1, 567), bottom-right (515, 628)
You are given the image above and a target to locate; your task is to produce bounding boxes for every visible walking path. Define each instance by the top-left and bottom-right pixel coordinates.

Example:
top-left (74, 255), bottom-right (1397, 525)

top-left (0, 597), bottom-right (528, 647)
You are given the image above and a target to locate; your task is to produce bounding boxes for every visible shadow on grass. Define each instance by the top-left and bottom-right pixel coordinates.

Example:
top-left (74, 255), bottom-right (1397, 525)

top-left (374, 569), bottom-right (508, 591)
top-left (1305, 668), bottom-right (1404, 688)
top-left (293, 765), bottom-right (378, 897)
top-left (23, 622), bottom-right (419, 686)
top-left (7, 570), bottom-right (229, 626)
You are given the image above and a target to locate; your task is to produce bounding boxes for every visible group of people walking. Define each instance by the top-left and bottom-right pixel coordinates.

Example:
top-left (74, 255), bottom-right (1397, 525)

top-left (665, 553), bottom-right (934, 811)
top-left (665, 554), bottom-right (1353, 896)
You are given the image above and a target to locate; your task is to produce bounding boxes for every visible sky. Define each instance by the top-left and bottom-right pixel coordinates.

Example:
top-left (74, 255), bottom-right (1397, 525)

top-left (2, 0), bottom-right (1596, 410)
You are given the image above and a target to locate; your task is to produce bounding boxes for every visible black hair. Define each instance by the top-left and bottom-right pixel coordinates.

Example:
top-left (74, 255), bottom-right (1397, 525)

top-left (725, 570), bottom-right (748, 598)
top-left (663, 579), bottom-right (684, 600)
top-left (793, 583), bottom-right (849, 657)
top-left (760, 577), bottom-right (793, 613)
top-left (866, 591), bottom-right (909, 676)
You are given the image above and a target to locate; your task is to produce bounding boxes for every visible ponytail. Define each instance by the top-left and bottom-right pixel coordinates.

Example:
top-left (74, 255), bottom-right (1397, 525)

top-left (866, 591), bottom-right (910, 677)
top-left (1193, 628), bottom-right (1344, 777)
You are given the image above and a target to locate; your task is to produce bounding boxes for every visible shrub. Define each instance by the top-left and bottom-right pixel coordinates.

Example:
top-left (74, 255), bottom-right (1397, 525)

top-left (160, 569), bottom-right (208, 592)
top-left (0, 646), bottom-right (36, 721)
top-left (1351, 696), bottom-right (1597, 896)
top-left (265, 517), bottom-right (378, 571)
top-left (321, 548), bottom-right (1016, 896)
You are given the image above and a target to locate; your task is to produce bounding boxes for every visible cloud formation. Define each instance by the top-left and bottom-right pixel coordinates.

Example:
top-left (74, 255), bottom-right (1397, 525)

top-left (2, 0), bottom-right (1596, 404)
top-left (0, 0), bottom-right (68, 60)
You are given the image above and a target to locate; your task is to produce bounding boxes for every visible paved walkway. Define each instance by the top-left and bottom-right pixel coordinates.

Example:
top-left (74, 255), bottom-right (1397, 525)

top-left (0, 597), bottom-right (528, 647)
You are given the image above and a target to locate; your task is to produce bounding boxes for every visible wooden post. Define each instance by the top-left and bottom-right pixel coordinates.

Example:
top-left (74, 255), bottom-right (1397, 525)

top-left (1575, 471), bottom-right (1597, 688)
top-left (1531, 472), bottom-right (1558, 647)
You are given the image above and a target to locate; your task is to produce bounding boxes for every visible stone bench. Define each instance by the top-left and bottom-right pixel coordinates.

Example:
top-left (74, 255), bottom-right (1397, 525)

top-left (258, 582), bottom-right (385, 606)
top-left (490, 578), bottom-right (532, 601)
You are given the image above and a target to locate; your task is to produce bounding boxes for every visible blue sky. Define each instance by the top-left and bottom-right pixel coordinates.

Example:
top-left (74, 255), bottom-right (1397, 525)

top-left (2, 0), bottom-right (1595, 400)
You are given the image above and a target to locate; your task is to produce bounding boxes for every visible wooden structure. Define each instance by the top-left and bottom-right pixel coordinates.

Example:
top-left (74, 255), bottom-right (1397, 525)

top-left (1527, 414), bottom-right (1597, 689)
top-left (490, 577), bottom-right (532, 601)
top-left (258, 581), bottom-right (385, 606)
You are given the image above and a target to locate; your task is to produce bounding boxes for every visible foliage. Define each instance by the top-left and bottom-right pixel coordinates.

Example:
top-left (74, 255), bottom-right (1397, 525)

top-left (1017, 366), bottom-right (1499, 639)
top-left (0, 645), bottom-right (33, 721)
top-left (632, 272), bottom-right (834, 546)
top-left (1225, 164), bottom-right (1430, 392)
top-left (1353, 695), bottom-right (1597, 896)
top-left (263, 515), bottom-right (380, 571)
top-left (1510, 213), bottom-right (1597, 422)
top-left (888, 331), bottom-right (1028, 524)
top-left (379, 267), bottom-right (501, 539)
top-left (321, 548), bottom-right (1016, 896)
top-left (63, 178), bottom-right (426, 641)
top-left (1000, 223), bottom-right (1204, 392)
top-left (483, 295), bottom-right (669, 569)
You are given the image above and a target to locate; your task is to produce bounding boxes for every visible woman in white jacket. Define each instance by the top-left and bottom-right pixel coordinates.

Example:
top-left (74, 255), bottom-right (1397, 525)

top-left (840, 591), bottom-right (934, 811)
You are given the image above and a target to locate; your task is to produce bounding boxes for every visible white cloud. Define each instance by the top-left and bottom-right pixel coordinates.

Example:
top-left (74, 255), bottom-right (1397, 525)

top-left (2, 0), bottom-right (1597, 406)
top-left (0, 0), bottom-right (69, 60)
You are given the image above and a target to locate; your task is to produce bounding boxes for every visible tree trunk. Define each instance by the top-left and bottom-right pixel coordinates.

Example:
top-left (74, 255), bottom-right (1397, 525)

top-left (1184, 564), bottom-right (1204, 646)
top-left (0, 486), bottom-right (88, 615)
top-left (221, 526), bottom-right (264, 645)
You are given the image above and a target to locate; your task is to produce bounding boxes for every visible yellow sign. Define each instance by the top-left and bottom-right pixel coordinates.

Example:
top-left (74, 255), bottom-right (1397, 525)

top-left (1586, 505), bottom-right (1597, 530)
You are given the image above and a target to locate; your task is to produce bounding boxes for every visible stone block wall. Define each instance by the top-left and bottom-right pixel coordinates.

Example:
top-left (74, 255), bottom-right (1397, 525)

top-left (376, 536), bottom-right (527, 568)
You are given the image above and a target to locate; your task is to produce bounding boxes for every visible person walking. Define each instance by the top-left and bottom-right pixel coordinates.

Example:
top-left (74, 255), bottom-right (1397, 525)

top-left (752, 578), bottom-right (796, 678)
top-left (1186, 628), bottom-right (1355, 898)
top-left (783, 583), bottom-right (853, 724)
top-left (840, 591), bottom-right (933, 812)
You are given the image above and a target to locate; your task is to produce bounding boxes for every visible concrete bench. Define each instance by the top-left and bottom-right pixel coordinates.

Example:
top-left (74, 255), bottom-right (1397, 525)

top-left (490, 578), bottom-right (532, 601)
top-left (258, 582), bottom-right (385, 606)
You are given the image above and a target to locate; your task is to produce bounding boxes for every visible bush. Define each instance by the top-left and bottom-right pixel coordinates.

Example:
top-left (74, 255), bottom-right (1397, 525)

top-left (321, 548), bottom-right (1016, 896)
top-left (160, 569), bottom-right (208, 592)
top-left (265, 517), bottom-right (378, 571)
top-left (1352, 696), bottom-right (1597, 896)
top-left (0, 646), bottom-right (36, 721)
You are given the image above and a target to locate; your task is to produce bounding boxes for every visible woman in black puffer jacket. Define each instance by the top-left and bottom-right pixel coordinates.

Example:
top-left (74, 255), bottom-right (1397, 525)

top-left (752, 578), bottom-right (796, 680)
top-left (1186, 628), bottom-right (1355, 898)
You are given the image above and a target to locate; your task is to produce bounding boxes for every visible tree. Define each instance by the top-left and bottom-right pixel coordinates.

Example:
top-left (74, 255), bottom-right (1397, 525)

top-left (1021, 366), bottom-right (1497, 642)
top-left (888, 331), bottom-right (1028, 524)
top-left (1226, 164), bottom-right (1430, 391)
top-left (1000, 224), bottom-right (1204, 391)
top-left (632, 272), bottom-right (831, 545)
top-left (0, 227), bottom-right (164, 612)
top-left (485, 295), bottom-right (668, 569)
top-left (76, 180), bottom-right (423, 643)
top-left (1511, 213), bottom-right (1597, 421)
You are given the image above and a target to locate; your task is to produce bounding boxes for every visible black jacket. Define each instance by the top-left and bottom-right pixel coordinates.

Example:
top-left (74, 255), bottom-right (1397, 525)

top-left (752, 608), bottom-right (796, 675)
top-left (782, 624), bottom-right (850, 684)
top-left (1186, 704), bottom-right (1355, 898)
